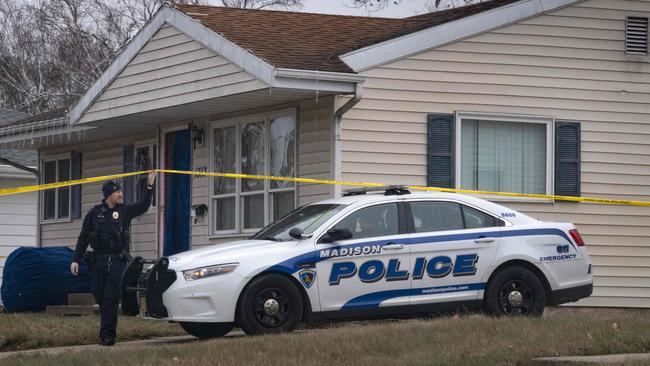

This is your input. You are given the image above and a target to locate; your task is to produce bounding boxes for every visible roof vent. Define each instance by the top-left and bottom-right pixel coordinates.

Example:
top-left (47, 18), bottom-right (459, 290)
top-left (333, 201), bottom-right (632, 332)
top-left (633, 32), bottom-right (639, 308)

top-left (626, 16), bottom-right (648, 55)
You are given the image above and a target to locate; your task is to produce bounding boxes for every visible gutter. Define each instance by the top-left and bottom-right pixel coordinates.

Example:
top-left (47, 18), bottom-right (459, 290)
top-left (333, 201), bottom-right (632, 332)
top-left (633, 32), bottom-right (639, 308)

top-left (332, 82), bottom-right (363, 197)
top-left (0, 158), bottom-right (39, 178)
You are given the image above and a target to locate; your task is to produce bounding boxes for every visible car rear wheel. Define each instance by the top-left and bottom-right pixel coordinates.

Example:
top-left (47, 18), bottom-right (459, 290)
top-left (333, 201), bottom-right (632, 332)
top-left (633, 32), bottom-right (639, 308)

top-left (179, 322), bottom-right (234, 339)
top-left (237, 274), bottom-right (303, 335)
top-left (485, 266), bottom-right (546, 316)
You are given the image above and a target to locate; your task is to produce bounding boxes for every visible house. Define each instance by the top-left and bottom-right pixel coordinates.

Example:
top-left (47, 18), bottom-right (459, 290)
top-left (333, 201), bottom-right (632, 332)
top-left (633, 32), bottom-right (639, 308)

top-left (0, 0), bottom-right (648, 308)
top-left (0, 108), bottom-right (38, 293)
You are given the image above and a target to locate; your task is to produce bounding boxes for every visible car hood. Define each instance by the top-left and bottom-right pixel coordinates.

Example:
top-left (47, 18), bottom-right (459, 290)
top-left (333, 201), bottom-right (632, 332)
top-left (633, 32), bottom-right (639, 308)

top-left (166, 239), bottom-right (295, 270)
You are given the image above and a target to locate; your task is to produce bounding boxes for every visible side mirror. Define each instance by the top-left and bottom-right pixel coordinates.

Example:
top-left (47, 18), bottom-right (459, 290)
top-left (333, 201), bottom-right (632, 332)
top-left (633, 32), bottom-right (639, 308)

top-left (320, 228), bottom-right (353, 243)
top-left (289, 227), bottom-right (313, 240)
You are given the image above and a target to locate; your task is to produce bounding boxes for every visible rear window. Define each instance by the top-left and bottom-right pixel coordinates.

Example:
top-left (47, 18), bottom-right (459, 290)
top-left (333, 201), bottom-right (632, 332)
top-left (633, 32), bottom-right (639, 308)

top-left (409, 201), bottom-right (503, 233)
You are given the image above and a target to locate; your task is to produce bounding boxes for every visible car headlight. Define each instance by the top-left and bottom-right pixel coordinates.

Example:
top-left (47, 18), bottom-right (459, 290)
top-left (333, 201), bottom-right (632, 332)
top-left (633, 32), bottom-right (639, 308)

top-left (182, 263), bottom-right (238, 281)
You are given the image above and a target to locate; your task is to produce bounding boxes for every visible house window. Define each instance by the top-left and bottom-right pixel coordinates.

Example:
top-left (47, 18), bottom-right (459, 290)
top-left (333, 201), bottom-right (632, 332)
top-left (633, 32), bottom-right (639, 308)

top-left (42, 156), bottom-right (71, 221)
top-left (134, 143), bottom-right (157, 206)
top-left (458, 114), bottom-right (552, 195)
top-left (210, 110), bottom-right (296, 235)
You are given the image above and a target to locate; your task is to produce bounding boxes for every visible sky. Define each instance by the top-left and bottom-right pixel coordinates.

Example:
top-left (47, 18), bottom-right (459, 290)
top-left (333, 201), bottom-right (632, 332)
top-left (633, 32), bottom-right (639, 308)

top-left (299, 0), bottom-right (432, 18)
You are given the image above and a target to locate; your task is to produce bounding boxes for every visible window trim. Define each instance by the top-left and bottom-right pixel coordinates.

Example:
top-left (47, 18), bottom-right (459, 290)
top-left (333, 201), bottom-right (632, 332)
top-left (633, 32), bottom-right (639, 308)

top-left (40, 153), bottom-right (72, 224)
top-left (208, 108), bottom-right (297, 237)
top-left (455, 112), bottom-right (554, 202)
top-left (133, 141), bottom-right (158, 208)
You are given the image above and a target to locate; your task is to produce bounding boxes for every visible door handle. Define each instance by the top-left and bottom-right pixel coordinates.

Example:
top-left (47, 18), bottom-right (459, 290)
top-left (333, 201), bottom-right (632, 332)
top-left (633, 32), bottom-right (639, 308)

top-left (474, 237), bottom-right (495, 244)
top-left (383, 243), bottom-right (404, 250)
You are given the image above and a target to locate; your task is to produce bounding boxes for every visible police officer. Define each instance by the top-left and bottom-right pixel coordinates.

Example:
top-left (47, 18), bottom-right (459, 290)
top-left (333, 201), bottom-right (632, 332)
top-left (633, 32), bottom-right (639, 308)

top-left (70, 172), bottom-right (156, 346)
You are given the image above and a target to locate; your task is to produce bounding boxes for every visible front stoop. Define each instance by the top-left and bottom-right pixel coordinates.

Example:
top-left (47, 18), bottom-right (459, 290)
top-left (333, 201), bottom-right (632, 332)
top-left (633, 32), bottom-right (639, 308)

top-left (532, 353), bottom-right (650, 365)
top-left (67, 293), bottom-right (95, 306)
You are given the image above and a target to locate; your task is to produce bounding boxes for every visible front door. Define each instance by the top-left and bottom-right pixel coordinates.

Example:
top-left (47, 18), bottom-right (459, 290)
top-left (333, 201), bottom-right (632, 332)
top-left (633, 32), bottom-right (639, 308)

top-left (315, 202), bottom-right (411, 317)
top-left (405, 200), bottom-right (502, 309)
top-left (163, 129), bottom-right (191, 256)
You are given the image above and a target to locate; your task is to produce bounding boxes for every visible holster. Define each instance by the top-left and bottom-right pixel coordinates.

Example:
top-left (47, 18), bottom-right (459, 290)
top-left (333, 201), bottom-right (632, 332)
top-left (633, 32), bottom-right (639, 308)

top-left (83, 251), bottom-right (96, 272)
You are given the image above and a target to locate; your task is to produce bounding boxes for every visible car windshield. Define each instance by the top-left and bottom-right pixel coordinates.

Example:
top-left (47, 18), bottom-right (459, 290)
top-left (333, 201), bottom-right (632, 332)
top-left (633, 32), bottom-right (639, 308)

top-left (251, 204), bottom-right (346, 242)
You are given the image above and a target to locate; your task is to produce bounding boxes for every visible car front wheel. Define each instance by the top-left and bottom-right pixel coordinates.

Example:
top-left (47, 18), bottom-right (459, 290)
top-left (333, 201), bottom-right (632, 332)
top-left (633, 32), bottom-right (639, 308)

top-left (179, 322), bottom-right (234, 339)
top-left (485, 266), bottom-right (546, 316)
top-left (237, 274), bottom-right (303, 335)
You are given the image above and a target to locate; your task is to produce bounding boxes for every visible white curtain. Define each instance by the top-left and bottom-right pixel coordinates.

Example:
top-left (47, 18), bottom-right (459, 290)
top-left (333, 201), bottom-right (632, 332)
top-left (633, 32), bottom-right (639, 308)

top-left (461, 119), bottom-right (546, 194)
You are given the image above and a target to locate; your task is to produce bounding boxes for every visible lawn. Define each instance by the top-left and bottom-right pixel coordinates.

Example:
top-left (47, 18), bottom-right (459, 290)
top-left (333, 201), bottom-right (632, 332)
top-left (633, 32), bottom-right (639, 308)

top-left (0, 312), bottom-right (185, 352)
top-left (2, 309), bottom-right (649, 366)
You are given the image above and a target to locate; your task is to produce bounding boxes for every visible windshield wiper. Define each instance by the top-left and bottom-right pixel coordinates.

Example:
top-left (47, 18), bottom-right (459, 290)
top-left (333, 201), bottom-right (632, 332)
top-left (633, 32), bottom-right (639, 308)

top-left (260, 236), bottom-right (282, 242)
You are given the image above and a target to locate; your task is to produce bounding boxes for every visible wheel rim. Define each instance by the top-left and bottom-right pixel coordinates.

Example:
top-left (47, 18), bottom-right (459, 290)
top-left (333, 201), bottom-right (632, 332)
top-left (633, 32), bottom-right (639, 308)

top-left (254, 287), bottom-right (290, 328)
top-left (498, 279), bottom-right (535, 315)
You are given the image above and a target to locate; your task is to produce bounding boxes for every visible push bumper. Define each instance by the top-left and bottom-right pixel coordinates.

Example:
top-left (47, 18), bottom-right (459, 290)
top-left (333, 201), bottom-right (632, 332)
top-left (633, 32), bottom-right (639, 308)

top-left (549, 283), bottom-right (593, 306)
top-left (121, 257), bottom-right (177, 318)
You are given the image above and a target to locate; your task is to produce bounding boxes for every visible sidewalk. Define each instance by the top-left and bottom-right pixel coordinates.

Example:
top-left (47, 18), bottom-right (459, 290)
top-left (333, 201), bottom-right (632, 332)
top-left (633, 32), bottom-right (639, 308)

top-left (0, 330), bottom-right (245, 362)
top-left (532, 353), bottom-right (650, 365)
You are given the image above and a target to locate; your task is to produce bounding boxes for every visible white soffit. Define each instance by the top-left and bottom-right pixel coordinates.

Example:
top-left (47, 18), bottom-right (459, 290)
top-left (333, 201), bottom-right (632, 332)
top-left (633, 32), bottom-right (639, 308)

top-left (340, 0), bottom-right (584, 72)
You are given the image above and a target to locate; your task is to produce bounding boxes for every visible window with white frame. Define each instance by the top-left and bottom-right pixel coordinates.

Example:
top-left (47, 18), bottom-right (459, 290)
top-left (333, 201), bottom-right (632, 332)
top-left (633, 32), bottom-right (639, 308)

top-left (458, 114), bottom-right (552, 195)
top-left (42, 155), bottom-right (71, 221)
top-left (210, 110), bottom-right (296, 235)
top-left (134, 143), bottom-right (157, 207)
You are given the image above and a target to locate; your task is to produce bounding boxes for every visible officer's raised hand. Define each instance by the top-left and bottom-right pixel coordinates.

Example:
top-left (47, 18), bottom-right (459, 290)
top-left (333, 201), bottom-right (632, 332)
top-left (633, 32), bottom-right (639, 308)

top-left (147, 171), bottom-right (156, 187)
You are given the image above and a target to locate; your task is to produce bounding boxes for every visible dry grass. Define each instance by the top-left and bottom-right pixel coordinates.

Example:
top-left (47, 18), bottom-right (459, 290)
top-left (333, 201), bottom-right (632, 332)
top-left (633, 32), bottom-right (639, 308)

top-left (3, 309), bottom-right (650, 366)
top-left (0, 312), bottom-right (185, 352)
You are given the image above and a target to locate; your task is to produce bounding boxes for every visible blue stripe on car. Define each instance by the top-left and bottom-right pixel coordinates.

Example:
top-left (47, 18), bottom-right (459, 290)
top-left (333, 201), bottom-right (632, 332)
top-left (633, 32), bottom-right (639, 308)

top-left (341, 282), bottom-right (487, 310)
top-left (266, 228), bottom-right (574, 275)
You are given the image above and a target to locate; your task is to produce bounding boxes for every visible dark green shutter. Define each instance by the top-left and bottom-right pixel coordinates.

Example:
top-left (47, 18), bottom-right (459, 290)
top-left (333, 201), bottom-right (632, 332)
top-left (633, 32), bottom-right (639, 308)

top-left (555, 121), bottom-right (581, 197)
top-left (427, 113), bottom-right (455, 188)
top-left (123, 145), bottom-right (134, 204)
top-left (71, 152), bottom-right (82, 219)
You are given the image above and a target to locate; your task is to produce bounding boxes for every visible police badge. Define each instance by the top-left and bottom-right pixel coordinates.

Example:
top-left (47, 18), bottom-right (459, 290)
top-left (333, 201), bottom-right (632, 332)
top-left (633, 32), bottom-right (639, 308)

top-left (112, 211), bottom-right (119, 220)
top-left (299, 270), bottom-right (316, 289)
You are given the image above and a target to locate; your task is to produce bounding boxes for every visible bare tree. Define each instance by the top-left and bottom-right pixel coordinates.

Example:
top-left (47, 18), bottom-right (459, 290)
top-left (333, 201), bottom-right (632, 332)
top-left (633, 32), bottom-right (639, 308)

top-left (220, 0), bottom-right (303, 9)
top-left (0, 0), bottom-right (304, 115)
top-left (349, 0), bottom-right (481, 11)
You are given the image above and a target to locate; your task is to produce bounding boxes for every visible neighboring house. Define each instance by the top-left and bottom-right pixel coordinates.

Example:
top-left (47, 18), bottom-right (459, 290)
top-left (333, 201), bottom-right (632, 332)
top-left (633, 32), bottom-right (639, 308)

top-left (0, 108), bottom-right (38, 293)
top-left (0, 0), bottom-right (648, 307)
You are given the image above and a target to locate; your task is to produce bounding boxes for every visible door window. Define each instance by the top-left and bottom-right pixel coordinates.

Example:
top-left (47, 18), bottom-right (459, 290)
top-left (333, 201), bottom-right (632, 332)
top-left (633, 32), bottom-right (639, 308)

top-left (332, 203), bottom-right (399, 240)
top-left (409, 201), bottom-right (503, 233)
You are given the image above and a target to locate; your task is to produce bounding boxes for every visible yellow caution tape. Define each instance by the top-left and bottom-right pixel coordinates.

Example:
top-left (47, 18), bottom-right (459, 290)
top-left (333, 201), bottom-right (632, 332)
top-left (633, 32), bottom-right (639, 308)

top-left (0, 169), bottom-right (649, 207)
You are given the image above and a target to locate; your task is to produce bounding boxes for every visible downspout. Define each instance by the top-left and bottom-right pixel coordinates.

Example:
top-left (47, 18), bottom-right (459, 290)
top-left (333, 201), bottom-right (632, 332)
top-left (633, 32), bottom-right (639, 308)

top-left (333, 82), bottom-right (363, 197)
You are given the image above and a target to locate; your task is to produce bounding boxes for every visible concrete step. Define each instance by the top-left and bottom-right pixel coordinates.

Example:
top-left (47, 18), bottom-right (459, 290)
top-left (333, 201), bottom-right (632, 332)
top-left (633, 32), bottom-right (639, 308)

top-left (46, 305), bottom-right (98, 316)
top-left (67, 293), bottom-right (96, 306)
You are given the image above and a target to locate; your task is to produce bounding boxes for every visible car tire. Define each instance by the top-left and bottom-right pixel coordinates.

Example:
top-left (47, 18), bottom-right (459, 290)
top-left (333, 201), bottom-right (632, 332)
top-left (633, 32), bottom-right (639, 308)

top-left (237, 274), bottom-right (303, 335)
top-left (179, 322), bottom-right (234, 339)
top-left (484, 266), bottom-right (546, 316)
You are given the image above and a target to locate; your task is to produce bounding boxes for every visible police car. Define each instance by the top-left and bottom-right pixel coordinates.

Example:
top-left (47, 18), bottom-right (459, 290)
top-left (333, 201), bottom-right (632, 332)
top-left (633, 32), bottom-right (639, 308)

top-left (121, 186), bottom-right (593, 338)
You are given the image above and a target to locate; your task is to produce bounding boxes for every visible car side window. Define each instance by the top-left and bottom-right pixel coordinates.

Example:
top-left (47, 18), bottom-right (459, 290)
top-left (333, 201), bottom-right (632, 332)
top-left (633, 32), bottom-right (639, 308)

top-left (332, 203), bottom-right (399, 240)
top-left (462, 205), bottom-right (502, 228)
top-left (410, 201), bottom-right (464, 233)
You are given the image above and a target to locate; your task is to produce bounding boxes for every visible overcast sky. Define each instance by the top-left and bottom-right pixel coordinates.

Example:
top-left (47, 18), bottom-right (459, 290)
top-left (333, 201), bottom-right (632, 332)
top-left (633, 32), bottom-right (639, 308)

top-left (299, 0), bottom-right (431, 18)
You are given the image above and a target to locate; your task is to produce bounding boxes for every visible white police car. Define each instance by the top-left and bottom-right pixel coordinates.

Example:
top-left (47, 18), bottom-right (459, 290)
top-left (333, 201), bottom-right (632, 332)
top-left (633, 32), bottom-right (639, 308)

top-left (122, 186), bottom-right (593, 338)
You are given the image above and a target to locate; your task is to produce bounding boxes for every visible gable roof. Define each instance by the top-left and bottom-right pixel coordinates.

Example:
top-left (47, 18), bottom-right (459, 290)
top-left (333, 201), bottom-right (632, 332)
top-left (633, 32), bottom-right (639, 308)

top-left (174, 0), bottom-right (519, 74)
top-left (0, 107), bottom-right (26, 126)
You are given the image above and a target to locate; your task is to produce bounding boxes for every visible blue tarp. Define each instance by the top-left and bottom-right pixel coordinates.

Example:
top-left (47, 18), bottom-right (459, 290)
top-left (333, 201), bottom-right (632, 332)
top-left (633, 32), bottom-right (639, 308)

top-left (1, 246), bottom-right (91, 312)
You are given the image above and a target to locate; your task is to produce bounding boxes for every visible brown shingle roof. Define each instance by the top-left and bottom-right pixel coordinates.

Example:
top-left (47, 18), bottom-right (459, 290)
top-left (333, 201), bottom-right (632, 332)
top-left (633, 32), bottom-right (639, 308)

top-left (174, 0), bottom-right (519, 73)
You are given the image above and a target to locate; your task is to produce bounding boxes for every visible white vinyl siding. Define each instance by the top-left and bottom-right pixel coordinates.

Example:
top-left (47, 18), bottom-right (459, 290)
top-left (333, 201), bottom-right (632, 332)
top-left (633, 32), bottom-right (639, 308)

top-left (0, 174), bottom-right (37, 296)
top-left (341, 0), bottom-right (650, 307)
top-left (39, 135), bottom-right (158, 259)
top-left (79, 25), bottom-right (268, 124)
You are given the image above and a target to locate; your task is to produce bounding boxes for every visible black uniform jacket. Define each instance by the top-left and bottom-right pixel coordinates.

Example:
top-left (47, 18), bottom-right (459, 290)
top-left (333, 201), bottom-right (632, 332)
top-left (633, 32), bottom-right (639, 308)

top-left (73, 187), bottom-right (153, 263)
